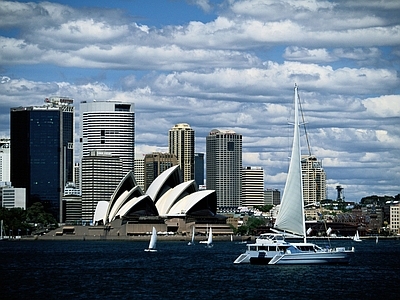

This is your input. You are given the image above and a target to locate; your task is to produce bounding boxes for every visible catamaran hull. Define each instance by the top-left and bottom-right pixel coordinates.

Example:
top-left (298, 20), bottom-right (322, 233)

top-left (268, 251), bottom-right (353, 265)
top-left (234, 248), bottom-right (355, 265)
top-left (234, 251), bottom-right (278, 264)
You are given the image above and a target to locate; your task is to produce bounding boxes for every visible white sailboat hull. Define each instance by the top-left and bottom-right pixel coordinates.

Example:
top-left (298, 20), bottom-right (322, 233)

top-left (233, 238), bottom-right (355, 265)
top-left (268, 249), bottom-right (354, 265)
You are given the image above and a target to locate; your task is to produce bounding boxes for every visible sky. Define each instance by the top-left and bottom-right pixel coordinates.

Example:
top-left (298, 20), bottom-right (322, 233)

top-left (0, 0), bottom-right (399, 202)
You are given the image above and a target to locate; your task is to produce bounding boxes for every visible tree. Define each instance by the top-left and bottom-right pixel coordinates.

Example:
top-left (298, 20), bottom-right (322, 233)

top-left (0, 207), bottom-right (31, 235)
top-left (254, 205), bottom-right (273, 212)
top-left (26, 202), bottom-right (58, 228)
top-left (237, 217), bottom-right (267, 235)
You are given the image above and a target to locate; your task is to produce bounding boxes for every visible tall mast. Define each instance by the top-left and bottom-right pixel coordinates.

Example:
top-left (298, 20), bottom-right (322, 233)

top-left (274, 84), bottom-right (306, 242)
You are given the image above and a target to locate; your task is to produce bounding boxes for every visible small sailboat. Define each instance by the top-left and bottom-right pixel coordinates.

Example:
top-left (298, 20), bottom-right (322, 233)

top-left (376, 235), bottom-right (379, 244)
top-left (353, 230), bottom-right (362, 242)
top-left (205, 227), bottom-right (213, 248)
top-left (144, 227), bottom-right (157, 252)
top-left (188, 226), bottom-right (195, 246)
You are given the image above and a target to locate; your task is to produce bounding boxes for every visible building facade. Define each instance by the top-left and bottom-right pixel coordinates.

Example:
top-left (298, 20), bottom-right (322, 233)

top-left (264, 189), bottom-right (281, 206)
top-left (390, 203), bottom-right (400, 234)
top-left (144, 152), bottom-right (179, 191)
top-left (1, 185), bottom-right (26, 209)
top-left (194, 153), bottom-right (204, 188)
top-left (206, 129), bottom-right (242, 210)
top-left (10, 97), bottom-right (74, 221)
top-left (0, 139), bottom-right (10, 182)
top-left (134, 157), bottom-right (145, 191)
top-left (241, 167), bottom-right (264, 208)
top-left (168, 123), bottom-right (195, 182)
top-left (80, 100), bottom-right (135, 175)
top-left (301, 155), bottom-right (326, 206)
top-left (81, 151), bottom-right (124, 223)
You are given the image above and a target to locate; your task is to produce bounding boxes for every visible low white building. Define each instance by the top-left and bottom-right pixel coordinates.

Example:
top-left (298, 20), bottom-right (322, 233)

top-left (1, 184), bottom-right (26, 209)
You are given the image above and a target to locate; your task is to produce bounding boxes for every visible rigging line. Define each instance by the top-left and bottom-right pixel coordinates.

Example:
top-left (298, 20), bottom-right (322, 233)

top-left (297, 90), bottom-right (312, 157)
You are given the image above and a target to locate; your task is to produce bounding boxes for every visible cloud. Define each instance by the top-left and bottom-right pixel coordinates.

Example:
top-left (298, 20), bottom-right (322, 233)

top-left (363, 95), bottom-right (400, 118)
top-left (0, 0), bottom-right (399, 201)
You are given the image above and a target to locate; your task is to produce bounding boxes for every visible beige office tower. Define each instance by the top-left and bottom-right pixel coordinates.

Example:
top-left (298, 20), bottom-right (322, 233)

top-left (144, 152), bottom-right (179, 191)
top-left (301, 155), bottom-right (327, 206)
top-left (168, 123), bottom-right (195, 182)
top-left (241, 166), bottom-right (264, 208)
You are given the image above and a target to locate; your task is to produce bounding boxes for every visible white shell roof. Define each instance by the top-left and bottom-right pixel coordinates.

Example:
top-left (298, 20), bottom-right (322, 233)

top-left (156, 180), bottom-right (196, 216)
top-left (115, 195), bottom-right (150, 219)
top-left (146, 165), bottom-right (180, 201)
top-left (106, 171), bottom-right (138, 220)
top-left (108, 186), bottom-right (142, 223)
top-left (93, 201), bottom-right (109, 224)
top-left (167, 190), bottom-right (215, 216)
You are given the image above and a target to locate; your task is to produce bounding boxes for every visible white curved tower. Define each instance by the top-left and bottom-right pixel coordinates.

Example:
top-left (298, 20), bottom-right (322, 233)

top-left (80, 101), bottom-right (135, 174)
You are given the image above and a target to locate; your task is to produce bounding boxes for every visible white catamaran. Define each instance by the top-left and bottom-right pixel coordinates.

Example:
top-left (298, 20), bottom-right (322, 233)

top-left (234, 84), bottom-right (355, 265)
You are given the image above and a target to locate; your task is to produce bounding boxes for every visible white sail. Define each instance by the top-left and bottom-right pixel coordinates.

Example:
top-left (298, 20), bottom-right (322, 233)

top-left (188, 226), bottom-right (195, 245)
top-left (207, 227), bottom-right (213, 245)
top-left (353, 230), bottom-right (361, 242)
top-left (274, 84), bottom-right (306, 241)
top-left (145, 227), bottom-right (157, 251)
top-left (202, 227), bottom-right (213, 248)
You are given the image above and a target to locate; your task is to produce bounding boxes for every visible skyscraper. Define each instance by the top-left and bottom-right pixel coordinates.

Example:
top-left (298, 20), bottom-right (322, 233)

top-left (81, 151), bottom-right (124, 222)
top-left (144, 152), bottom-right (179, 191)
top-left (241, 166), bottom-right (264, 208)
top-left (168, 123), bottom-right (194, 182)
top-left (301, 155), bottom-right (326, 206)
top-left (0, 139), bottom-right (10, 182)
top-left (206, 129), bottom-right (242, 210)
top-left (10, 97), bottom-right (74, 221)
top-left (80, 100), bottom-right (135, 221)
top-left (194, 153), bottom-right (204, 188)
top-left (80, 100), bottom-right (135, 175)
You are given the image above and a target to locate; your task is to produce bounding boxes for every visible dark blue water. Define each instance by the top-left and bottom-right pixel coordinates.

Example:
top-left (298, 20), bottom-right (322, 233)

top-left (1, 238), bottom-right (399, 299)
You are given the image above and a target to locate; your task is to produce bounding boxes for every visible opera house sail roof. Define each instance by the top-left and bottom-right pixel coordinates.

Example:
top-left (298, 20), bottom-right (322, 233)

top-left (94, 165), bottom-right (217, 225)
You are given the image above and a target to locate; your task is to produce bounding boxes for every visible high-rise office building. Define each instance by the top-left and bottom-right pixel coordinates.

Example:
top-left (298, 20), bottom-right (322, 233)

top-left (206, 129), bottom-right (242, 210)
top-left (264, 189), bottom-right (281, 206)
top-left (81, 151), bottom-right (124, 222)
top-left (301, 155), bottom-right (326, 206)
top-left (241, 166), bottom-right (264, 208)
top-left (80, 100), bottom-right (135, 175)
top-left (0, 139), bottom-right (10, 182)
top-left (194, 153), bottom-right (204, 188)
top-left (168, 123), bottom-right (194, 182)
top-left (144, 152), bottom-right (179, 191)
top-left (134, 157), bottom-right (145, 191)
top-left (10, 97), bottom-right (74, 221)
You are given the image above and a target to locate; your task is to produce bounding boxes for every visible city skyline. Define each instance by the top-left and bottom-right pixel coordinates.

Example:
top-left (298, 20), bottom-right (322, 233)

top-left (0, 1), bottom-right (399, 202)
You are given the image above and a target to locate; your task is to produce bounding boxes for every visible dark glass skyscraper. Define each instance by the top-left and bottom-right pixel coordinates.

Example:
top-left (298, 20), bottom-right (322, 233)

top-left (10, 97), bottom-right (74, 222)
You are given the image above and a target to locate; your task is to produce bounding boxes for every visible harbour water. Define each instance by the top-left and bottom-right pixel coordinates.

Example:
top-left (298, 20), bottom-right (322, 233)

top-left (1, 238), bottom-right (399, 299)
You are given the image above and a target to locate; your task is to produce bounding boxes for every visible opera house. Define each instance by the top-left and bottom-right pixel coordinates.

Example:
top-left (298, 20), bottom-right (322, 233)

top-left (90, 165), bottom-right (233, 237)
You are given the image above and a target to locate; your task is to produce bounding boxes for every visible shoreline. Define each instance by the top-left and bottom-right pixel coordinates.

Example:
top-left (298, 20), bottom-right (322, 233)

top-left (5, 234), bottom-right (399, 242)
